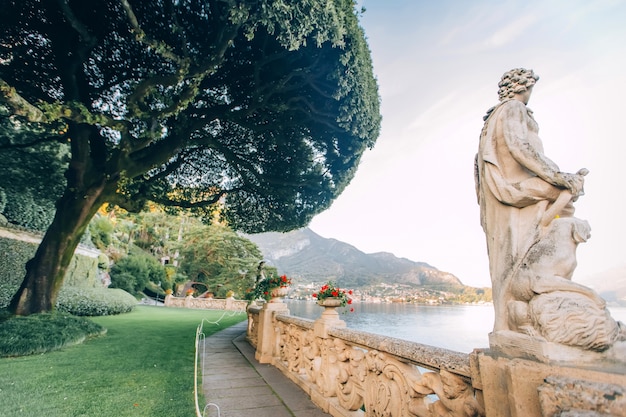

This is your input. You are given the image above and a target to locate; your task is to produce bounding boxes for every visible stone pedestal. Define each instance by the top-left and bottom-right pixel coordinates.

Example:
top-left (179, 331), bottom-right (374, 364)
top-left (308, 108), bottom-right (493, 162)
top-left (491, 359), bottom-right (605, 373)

top-left (314, 299), bottom-right (346, 338)
top-left (489, 330), bottom-right (626, 364)
top-left (474, 349), bottom-right (626, 417)
top-left (255, 301), bottom-right (289, 363)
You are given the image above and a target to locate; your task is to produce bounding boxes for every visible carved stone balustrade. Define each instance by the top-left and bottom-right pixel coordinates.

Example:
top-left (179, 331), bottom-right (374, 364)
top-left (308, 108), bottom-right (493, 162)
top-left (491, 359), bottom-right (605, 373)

top-left (249, 305), bottom-right (484, 417)
top-left (247, 304), bottom-right (626, 417)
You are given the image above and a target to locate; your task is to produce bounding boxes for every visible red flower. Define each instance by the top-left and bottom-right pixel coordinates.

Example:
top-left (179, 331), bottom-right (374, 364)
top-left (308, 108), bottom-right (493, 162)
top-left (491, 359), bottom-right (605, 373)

top-left (314, 281), bottom-right (355, 311)
top-left (348, 290), bottom-right (353, 295)
top-left (350, 308), bottom-right (354, 312)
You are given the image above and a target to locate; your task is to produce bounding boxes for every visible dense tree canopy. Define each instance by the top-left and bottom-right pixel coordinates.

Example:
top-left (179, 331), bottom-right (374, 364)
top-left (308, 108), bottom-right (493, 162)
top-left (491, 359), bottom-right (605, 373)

top-left (0, 0), bottom-right (381, 315)
top-left (176, 224), bottom-right (262, 297)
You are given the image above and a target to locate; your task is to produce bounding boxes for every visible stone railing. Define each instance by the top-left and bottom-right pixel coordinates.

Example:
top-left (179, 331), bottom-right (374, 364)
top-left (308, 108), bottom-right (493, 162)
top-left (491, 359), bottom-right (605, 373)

top-left (247, 301), bottom-right (626, 417)
top-left (164, 295), bottom-right (247, 311)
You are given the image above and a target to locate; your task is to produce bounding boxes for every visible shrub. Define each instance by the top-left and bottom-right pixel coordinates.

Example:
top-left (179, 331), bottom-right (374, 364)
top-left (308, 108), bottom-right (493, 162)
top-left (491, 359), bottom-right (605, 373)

top-left (109, 247), bottom-right (166, 295)
top-left (143, 281), bottom-right (166, 299)
top-left (56, 287), bottom-right (137, 316)
top-left (88, 214), bottom-right (114, 249)
top-left (108, 271), bottom-right (137, 294)
top-left (0, 311), bottom-right (106, 357)
top-left (97, 253), bottom-right (110, 270)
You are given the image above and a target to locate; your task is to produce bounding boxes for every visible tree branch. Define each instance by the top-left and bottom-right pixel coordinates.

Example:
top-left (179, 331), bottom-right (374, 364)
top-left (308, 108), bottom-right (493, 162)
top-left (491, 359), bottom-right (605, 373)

top-left (0, 79), bottom-right (46, 122)
top-left (150, 188), bottom-right (229, 209)
top-left (57, 0), bottom-right (97, 49)
top-left (121, 0), bottom-right (240, 123)
top-left (120, 0), bottom-right (186, 67)
top-left (1, 78), bottom-right (134, 135)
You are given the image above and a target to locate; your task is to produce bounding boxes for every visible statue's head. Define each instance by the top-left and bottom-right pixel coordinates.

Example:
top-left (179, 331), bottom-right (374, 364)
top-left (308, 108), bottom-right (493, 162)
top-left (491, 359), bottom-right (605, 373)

top-left (498, 68), bottom-right (539, 101)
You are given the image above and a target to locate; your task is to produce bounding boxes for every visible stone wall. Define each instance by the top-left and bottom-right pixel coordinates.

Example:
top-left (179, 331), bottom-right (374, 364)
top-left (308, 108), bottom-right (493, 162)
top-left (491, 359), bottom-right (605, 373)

top-left (164, 295), bottom-right (247, 312)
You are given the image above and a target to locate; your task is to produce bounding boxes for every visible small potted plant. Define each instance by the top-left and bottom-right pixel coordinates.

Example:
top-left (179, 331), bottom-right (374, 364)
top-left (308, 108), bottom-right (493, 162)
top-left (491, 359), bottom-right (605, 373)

top-left (248, 274), bottom-right (292, 303)
top-left (313, 281), bottom-right (353, 312)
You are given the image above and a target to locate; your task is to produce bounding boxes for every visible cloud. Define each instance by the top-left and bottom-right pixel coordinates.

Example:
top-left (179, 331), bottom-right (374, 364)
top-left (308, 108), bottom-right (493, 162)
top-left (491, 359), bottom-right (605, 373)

top-left (483, 13), bottom-right (539, 48)
top-left (406, 93), bottom-right (457, 131)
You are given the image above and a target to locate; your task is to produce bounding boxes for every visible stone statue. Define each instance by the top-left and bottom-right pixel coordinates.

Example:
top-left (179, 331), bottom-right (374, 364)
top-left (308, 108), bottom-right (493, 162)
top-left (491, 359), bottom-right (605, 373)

top-left (256, 260), bottom-right (266, 283)
top-left (474, 68), bottom-right (625, 354)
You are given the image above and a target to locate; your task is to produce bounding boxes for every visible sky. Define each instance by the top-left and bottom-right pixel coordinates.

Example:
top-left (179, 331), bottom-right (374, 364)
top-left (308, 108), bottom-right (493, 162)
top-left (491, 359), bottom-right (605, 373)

top-left (309, 0), bottom-right (626, 288)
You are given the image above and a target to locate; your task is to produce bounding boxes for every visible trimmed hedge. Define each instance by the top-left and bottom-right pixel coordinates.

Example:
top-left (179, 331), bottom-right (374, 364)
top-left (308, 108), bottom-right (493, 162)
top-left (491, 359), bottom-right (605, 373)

top-left (1, 229), bottom-right (135, 317)
top-left (56, 287), bottom-right (137, 316)
top-left (0, 311), bottom-right (106, 357)
top-left (0, 233), bottom-right (101, 308)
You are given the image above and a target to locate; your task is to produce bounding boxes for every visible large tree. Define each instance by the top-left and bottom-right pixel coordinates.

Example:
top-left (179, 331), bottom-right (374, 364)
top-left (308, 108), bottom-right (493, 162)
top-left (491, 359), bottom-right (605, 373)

top-left (0, 0), bottom-right (381, 315)
top-left (176, 223), bottom-right (262, 297)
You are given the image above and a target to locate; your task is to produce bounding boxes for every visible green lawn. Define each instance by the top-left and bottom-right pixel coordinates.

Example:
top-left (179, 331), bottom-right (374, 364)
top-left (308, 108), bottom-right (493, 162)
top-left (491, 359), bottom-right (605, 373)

top-left (0, 306), bottom-right (246, 417)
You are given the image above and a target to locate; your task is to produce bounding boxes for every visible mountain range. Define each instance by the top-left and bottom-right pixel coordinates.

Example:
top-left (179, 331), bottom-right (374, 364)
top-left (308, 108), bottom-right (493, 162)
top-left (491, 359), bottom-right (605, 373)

top-left (245, 228), bottom-right (465, 289)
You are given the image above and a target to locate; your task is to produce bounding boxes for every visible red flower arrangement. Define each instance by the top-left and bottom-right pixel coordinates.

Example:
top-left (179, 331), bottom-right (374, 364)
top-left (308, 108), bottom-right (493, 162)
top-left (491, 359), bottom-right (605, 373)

top-left (248, 274), bottom-right (292, 302)
top-left (312, 281), bottom-right (354, 311)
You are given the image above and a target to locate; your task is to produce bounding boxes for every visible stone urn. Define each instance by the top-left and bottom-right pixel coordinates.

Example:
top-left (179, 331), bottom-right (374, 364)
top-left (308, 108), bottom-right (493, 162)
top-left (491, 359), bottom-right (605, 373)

top-left (317, 297), bottom-right (343, 320)
top-left (269, 286), bottom-right (289, 303)
top-left (317, 297), bottom-right (343, 307)
top-left (314, 297), bottom-right (346, 337)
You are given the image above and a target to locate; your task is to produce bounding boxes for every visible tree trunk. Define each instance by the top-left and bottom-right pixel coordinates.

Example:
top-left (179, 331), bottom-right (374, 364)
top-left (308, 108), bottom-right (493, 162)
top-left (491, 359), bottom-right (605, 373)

top-left (8, 123), bottom-right (113, 316)
top-left (8, 187), bottom-right (106, 315)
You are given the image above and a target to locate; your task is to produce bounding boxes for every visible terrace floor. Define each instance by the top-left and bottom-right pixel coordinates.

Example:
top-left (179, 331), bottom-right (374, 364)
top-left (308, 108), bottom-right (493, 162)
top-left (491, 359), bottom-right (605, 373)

top-left (201, 321), bottom-right (330, 417)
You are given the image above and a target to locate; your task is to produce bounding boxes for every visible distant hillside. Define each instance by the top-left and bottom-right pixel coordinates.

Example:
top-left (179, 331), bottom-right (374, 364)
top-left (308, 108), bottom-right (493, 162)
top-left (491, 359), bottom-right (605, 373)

top-left (245, 228), bottom-right (463, 289)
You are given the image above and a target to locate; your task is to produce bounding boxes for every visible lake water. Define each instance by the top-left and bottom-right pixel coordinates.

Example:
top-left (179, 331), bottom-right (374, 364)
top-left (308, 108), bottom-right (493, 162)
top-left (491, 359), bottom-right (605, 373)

top-left (284, 300), bottom-right (626, 354)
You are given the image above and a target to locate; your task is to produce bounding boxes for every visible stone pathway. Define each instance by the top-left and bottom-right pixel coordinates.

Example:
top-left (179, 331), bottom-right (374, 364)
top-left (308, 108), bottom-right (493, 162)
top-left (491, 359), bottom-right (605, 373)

top-left (201, 321), bottom-right (330, 417)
